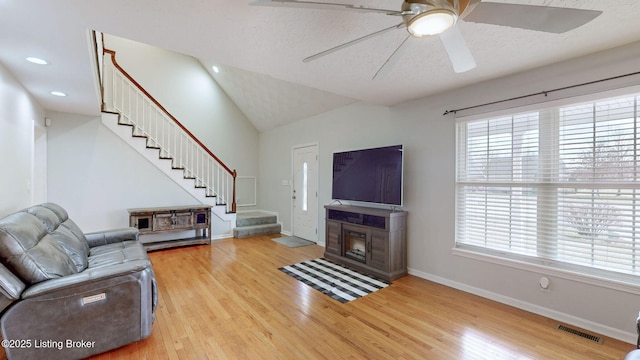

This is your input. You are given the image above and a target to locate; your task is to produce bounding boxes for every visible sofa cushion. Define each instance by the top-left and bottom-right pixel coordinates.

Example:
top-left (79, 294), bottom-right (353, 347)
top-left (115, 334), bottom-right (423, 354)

top-left (49, 228), bottom-right (89, 272)
top-left (39, 203), bottom-right (90, 245)
top-left (39, 202), bottom-right (70, 223)
top-left (26, 206), bottom-right (89, 272)
top-left (0, 213), bottom-right (77, 285)
top-left (25, 206), bottom-right (59, 232)
top-left (88, 241), bottom-right (150, 269)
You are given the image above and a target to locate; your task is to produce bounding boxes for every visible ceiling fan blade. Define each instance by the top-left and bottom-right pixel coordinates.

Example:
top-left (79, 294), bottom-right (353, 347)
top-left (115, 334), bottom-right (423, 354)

top-left (249, 0), bottom-right (402, 15)
top-left (463, 2), bottom-right (602, 33)
top-left (458, 0), bottom-right (481, 18)
top-left (373, 35), bottom-right (411, 80)
top-left (439, 26), bottom-right (476, 73)
top-left (303, 23), bottom-right (403, 63)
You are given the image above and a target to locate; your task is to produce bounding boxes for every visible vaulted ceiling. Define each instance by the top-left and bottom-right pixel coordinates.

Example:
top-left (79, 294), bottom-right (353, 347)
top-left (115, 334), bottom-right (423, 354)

top-left (1, 1), bottom-right (640, 132)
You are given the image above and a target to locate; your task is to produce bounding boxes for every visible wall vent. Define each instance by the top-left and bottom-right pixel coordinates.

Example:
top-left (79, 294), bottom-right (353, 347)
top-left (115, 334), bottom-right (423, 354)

top-left (556, 324), bottom-right (604, 344)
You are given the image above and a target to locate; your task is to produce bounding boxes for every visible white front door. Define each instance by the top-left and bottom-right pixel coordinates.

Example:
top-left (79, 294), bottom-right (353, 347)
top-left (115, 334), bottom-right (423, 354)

top-left (292, 144), bottom-right (318, 242)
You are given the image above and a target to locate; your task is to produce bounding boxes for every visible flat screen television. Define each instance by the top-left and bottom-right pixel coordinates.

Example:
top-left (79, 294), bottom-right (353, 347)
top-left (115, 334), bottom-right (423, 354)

top-left (332, 145), bottom-right (403, 206)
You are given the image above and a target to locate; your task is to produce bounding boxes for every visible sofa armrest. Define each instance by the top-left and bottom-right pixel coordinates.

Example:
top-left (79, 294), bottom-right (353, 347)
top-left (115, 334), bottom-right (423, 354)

top-left (84, 227), bottom-right (139, 248)
top-left (0, 263), bottom-right (25, 315)
top-left (21, 259), bottom-right (150, 299)
top-left (635, 310), bottom-right (640, 348)
top-left (2, 260), bottom-right (157, 360)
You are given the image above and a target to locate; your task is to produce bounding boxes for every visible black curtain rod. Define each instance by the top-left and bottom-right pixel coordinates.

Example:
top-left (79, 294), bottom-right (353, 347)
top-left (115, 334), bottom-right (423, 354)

top-left (442, 69), bottom-right (640, 116)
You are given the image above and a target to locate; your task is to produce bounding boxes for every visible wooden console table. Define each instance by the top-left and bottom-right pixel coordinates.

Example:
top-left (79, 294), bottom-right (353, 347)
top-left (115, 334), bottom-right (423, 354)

top-left (128, 205), bottom-right (212, 251)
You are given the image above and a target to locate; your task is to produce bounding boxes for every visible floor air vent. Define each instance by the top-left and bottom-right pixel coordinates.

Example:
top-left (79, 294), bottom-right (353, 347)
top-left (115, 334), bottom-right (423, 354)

top-left (556, 324), bottom-right (604, 344)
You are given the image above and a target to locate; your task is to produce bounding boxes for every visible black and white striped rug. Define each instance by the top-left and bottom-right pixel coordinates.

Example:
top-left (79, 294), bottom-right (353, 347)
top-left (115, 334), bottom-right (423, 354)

top-left (279, 258), bottom-right (389, 303)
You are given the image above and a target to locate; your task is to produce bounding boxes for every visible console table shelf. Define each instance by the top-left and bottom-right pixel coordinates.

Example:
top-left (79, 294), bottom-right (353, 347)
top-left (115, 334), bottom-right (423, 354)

top-left (128, 205), bottom-right (212, 251)
top-left (324, 205), bottom-right (407, 282)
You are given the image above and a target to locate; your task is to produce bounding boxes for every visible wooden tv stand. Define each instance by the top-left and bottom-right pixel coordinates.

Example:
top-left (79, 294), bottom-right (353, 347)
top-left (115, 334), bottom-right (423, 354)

top-left (324, 205), bottom-right (407, 282)
top-left (128, 205), bottom-right (212, 251)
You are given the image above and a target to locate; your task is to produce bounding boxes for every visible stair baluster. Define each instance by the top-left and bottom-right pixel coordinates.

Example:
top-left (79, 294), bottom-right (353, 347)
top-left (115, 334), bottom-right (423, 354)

top-left (102, 48), bottom-right (236, 214)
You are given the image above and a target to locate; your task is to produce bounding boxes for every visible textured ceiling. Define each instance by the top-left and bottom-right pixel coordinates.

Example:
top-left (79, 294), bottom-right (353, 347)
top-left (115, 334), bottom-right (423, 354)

top-left (1, 1), bottom-right (640, 132)
top-left (199, 59), bottom-right (357, 132)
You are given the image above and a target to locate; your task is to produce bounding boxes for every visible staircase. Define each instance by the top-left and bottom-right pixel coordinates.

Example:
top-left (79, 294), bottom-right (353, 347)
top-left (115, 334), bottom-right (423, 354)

top-left (233, 211), bottom-right (282, 238)
top-left (100, 112), bottom-right (232, 221)
top-left (101, 48), bottom-right (236, 223)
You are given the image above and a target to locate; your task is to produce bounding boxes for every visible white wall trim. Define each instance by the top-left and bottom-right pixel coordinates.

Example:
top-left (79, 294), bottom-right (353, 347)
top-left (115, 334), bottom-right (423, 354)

top-left (407, 267), bottom-right (637, 344)
top-left (236, 176), bottom-right (257, 207)
top-left (212, 233), bottom-right (233, 241)
top-left (31, 120), bottom-right (48, 204)
top-left (452, 247), bottom-right (640, 296)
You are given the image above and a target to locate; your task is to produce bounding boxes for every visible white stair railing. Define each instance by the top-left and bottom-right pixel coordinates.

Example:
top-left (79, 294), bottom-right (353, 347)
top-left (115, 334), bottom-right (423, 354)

top-left (102, 49), bottom-right (237, 213)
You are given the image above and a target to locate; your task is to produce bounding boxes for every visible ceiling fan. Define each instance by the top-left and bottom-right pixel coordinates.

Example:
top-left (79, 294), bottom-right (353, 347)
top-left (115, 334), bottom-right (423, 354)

top-left (250, 0), bottom-right (602, 78)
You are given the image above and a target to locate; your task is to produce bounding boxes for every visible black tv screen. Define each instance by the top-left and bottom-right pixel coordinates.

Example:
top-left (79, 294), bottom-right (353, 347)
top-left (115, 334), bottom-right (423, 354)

top-left (332, 145), bottom-right (403, 206)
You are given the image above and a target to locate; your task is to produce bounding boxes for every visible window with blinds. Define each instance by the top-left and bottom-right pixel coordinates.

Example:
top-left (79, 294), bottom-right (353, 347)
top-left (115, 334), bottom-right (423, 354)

top-left (456, 92), bottom-right (640, 277)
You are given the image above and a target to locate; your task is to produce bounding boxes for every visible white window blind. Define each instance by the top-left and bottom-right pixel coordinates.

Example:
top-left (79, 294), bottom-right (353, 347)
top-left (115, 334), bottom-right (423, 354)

top-left (456, 92), bottom-right (640, 277)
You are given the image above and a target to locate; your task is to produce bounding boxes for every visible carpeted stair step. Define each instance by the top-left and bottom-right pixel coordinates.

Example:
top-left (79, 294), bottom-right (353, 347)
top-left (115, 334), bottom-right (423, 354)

top-left (234, 211), bottom-right (281, 238)
top-left (233, 223), bottom-right (282, 238)
top-left (236, 211), bottom-right (277, 227)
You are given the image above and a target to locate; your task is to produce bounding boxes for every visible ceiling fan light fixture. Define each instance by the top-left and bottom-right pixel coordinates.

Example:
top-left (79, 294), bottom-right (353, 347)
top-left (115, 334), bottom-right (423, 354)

top-left (407, 9), bottom-right (457, 37)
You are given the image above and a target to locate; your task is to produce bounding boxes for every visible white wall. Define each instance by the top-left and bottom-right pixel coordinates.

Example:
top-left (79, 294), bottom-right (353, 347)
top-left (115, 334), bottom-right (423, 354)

top-left (103, 34), bottom-right (259, 182)
top-left (0, 62), bottom-right (45, 216)
top-left (258, 41), bottom-right (640, 343)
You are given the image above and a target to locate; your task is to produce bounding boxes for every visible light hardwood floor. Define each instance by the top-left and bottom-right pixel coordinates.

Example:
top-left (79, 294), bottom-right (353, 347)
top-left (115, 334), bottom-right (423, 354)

top-left (89, 235), bottom-right (633, 359)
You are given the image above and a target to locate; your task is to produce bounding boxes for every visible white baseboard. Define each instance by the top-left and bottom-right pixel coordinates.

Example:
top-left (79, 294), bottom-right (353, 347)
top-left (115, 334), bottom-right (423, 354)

top-left (407, 267), bottom-right (636, 345)
top-left (279, 226), bottom-right (292, 236)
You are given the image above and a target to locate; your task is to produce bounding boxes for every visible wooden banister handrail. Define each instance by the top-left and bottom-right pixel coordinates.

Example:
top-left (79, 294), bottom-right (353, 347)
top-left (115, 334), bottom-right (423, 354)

top-left (104, 48), bottom-right (237, 212)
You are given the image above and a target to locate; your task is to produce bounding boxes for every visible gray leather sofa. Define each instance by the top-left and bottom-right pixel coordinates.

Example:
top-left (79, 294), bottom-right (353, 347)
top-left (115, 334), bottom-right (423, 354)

top-left (0, 203), bottom-right (157, 360)
top-left (627, 350), bottom-right (640, 359)
top-left (625, 312), bottom-right (640, 359)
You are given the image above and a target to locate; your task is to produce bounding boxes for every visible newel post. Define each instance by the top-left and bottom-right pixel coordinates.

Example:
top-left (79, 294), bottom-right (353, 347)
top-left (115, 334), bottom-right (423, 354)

top-left (231, 169), bottom-right (237, 213)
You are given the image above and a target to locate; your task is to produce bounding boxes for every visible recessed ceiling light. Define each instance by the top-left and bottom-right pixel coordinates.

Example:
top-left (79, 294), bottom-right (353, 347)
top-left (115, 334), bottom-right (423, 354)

top-left (50, 91), bottom-right (67, 97)
top-left (212, 66), bottom-right (220, 73)
top-left (26, 57), bottom-right (48, 65)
